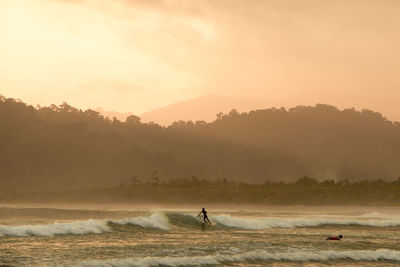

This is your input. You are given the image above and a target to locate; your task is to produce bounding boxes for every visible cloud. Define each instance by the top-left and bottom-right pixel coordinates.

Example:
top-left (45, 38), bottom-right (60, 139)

top-left (0, 0), bottom-right (399, 119)
top-left (0, 0), bottom-right (205, 112)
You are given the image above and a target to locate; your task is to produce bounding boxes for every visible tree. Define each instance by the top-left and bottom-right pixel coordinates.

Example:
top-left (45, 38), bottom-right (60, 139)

top-left (126, 115), bottom-right (141, 124)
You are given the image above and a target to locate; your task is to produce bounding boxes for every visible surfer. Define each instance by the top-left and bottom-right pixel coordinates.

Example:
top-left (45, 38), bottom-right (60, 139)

top-left (326, 234), bottom-right (343, 240)
top-left (198, 208), bottom-right (211, 225)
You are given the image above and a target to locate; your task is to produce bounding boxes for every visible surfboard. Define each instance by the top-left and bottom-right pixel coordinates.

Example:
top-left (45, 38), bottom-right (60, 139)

top-left (204, 222), bottom-right (216, 227)
top-left (197, 215), bottom-right (216, 227)
top-left (201, 222), bottom-right (215, 229)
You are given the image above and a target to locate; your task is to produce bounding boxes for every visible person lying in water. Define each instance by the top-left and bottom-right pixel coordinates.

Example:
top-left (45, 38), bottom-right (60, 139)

top-left (326, 234), bottom-right (343, 240)
top-left (198, 208), bottom-right (212, 225)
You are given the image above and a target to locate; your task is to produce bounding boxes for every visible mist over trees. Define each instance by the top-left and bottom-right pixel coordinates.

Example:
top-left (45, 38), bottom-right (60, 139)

top-left (1, 95), bottom-right (400, 191)
top-left (4, 177), bottom-right (400, 206)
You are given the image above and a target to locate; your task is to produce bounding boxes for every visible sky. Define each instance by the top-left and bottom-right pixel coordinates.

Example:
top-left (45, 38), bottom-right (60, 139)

top-left (0, 0), bottom-right (399, 120)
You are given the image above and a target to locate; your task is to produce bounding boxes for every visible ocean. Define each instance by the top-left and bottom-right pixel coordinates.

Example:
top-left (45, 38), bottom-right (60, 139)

top-left (1, 204), bottom-right (400, 266)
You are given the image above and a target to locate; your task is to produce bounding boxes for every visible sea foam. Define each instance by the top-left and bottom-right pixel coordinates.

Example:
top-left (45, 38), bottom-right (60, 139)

top-left (213, 214), bottom-right (400, 230)
top-left (108, 213), bottom-right (171, 230)
top-left (0, 219), bottom-right (110, 237)
top-left (79, 249), bottom-right (400, 266)
top-left (2, 212), bottom-right (399, 237)
top-left (0, 213), bottom-right (170, 237)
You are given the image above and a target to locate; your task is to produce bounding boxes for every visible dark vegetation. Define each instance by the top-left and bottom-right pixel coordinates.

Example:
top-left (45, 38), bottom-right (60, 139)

top-left (1, 95), bottom-right (400, 194)
top-left (2, 176), bottom-right (400, 205)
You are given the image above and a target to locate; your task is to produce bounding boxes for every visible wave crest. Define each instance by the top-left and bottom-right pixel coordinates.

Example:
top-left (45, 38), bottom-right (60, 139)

top-left (108, 213), bottom-right (171, 230)
top-left (0, 219), bottom-right (110, 237)
top-left (3, 212), bottom-right (400, 237)
top-left (213, 214), bottom-right (400, 230)
top-left (0, 213), bottom-right (170, 237)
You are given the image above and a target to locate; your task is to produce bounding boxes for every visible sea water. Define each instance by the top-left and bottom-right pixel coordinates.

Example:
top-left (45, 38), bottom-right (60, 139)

top-left (1, 205), bottom-right (400, 266)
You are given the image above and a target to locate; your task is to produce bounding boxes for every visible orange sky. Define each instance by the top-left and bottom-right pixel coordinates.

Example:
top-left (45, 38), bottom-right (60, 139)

top-left (1, 0), bottom-right (399, 120)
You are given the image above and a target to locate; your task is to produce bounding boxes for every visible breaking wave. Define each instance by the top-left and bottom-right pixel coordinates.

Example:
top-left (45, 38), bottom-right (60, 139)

top-left (108, 213), bottom-right (171, 230)
top-left (3, 212), bottom-right (400, 237)
top-left (212, 214), bottom-right (400, 230)
top-left (0, 219), bottom-right (110, 237)
top-left (78, 249), bottom-right (400, 266)
top-left (167, 214), bottom-right (216, 228)
top-left (0, 213), bottom-right (170, 237)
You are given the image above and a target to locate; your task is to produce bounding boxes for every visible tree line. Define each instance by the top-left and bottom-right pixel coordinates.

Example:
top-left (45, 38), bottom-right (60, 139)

top-left (1, 95), bottom-right (400, 192)
top-left (2, 176), bottom-right (400, 205)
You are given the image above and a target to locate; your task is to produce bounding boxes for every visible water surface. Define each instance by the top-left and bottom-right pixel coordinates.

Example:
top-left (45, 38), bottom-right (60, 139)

top-left (1, 205), bottom-right (400, 266)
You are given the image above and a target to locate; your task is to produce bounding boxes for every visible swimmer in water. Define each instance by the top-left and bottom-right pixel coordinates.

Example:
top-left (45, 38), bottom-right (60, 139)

top-left (326, 234), bottom-right (343, 240)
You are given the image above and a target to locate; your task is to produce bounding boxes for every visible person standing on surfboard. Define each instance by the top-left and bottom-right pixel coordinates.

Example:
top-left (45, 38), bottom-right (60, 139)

top-left (198, 208), bottom-right (211, 225)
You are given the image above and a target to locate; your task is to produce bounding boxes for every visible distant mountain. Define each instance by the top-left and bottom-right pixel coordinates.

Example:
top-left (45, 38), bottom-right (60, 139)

top-left (140, 95), bottom-right (272, 126)
top-left (95, 107), bottom-right (133, 122)
top-left (1, 95), bottom-right (400, 191)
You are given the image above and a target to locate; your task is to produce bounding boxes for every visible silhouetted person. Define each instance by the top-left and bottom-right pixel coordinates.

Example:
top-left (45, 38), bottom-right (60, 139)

top-left (198, 208), bottom-right (211, 225)
top-left (326, 234), bottom-right (343, 240)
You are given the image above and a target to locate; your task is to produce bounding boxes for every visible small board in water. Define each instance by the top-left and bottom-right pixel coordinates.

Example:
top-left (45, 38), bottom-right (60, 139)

top-left (197, 216), bottom-right (216, 228)
top-left (202, 222), bottom-right (216, 229)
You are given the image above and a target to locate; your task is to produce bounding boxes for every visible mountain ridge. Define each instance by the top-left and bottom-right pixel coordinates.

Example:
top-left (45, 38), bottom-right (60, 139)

top-left (140, 94), bottom-right (275, 126)
top-left (1, 95), bottom-right (399, 191)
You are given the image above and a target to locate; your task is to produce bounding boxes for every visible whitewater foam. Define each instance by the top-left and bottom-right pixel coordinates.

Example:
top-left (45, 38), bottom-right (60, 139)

top-left (213, 214), bottom-right (400, 230)
top-left (2, 212), bottom-right (398, 237)
top-left (78, 249), bottom-right (400, 266)
top-left (108, 213), bottom-right (171, 230)
top-left (0, 213), bottom-right (170, 237)
top-left (0, 219), bottom-right (110, 237)
top-left (314, 212), bottom-right (397, 219)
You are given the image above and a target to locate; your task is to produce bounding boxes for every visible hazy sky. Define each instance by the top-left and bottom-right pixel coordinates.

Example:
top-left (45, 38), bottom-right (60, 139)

top-left (1, 0), bottom-right (399, 120)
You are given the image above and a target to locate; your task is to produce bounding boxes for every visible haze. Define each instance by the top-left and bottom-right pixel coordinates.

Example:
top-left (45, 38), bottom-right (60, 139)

top-left (1, 0), bottom-right (399, 121)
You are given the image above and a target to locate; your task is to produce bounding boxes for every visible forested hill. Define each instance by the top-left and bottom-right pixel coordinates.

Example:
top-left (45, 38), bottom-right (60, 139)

top-left (1, 95), bottom-right (400, 191)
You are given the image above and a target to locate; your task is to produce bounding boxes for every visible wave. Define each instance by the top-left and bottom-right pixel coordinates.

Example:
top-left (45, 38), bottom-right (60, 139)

top-left (0, 213), bottom-right (170, 237)
top-left (212, 214), bottom-right (400, 230)
top-left (358, 211), bottom-right (400, 219)
top-left (313, 211), bottom-right (397, 220)
top-left (3, 212), bottom-right (400, 237)
top-left (107, 213), bottom-right (171, 230)
top-left (78, 249), bottom-right (400, 266)
top-left (167, 214), bottom-right (217, 228)
top-left (0, 219), bottom-right (110, 237)
top-left (164, 212), bottom-right (400, 230)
